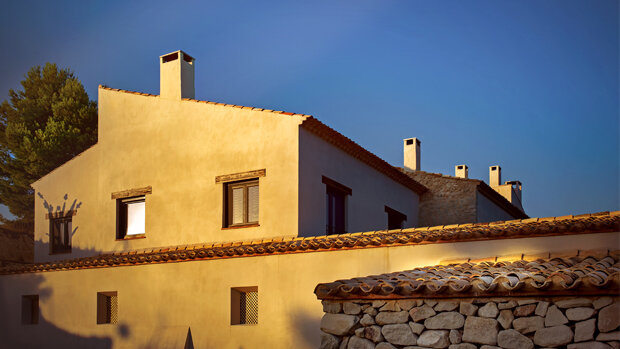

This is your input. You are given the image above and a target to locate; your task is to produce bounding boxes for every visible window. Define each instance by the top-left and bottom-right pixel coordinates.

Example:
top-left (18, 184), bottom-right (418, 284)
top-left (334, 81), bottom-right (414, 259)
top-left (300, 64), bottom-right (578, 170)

top-left (21, 295), bottom-right (39, 325)
top-left (385, 206), bottom-right (407, 230)
top-left (231, 287), bottom-right (258, 325)
top-left (50, 216), bottom-right (72, 254)
top-left (224, 180), bottom-right (259, 228)
top-left (117, 196), bottom-right (145, 239)
top-left (323, 176), bottom-right (351, 235)
top-left (97, 292), bottom-right (118, 324)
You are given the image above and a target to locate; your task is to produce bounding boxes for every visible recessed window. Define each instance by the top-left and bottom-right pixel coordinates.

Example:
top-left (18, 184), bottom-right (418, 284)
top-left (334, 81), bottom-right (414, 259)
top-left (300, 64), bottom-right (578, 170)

top-left (117, 196), bottom-right (146, 239)
top-left (224, 180), bottom-right (259, 228)
top-left (231, 287), bottom-right (258, 325)
top-left (50, 216), bottom-right (72, 254)
top-left (385, 206), bottom-right (407, 230)
top-left (21, 295), bottom-right (39, 325)
top-left (323, 176), bottom-right (351, 235)
top-left (97, 292), bottom-right (118, 324)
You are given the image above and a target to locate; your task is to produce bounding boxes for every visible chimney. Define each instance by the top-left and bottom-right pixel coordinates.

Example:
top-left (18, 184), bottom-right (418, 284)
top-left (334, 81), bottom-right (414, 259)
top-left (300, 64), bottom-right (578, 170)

top-left (160, 50), bottom-right (195, 99)
top-left (403, 138), bottom-right (420, 171)
top-left (489, 165), bottom-right (501, 187)
top-left (455, 165), bottom-right (468, 178)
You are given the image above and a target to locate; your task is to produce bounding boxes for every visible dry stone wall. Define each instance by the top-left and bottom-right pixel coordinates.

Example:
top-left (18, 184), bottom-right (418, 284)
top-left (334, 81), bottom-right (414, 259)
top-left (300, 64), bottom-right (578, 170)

top-left (319, 297), bottom-right (619, 349)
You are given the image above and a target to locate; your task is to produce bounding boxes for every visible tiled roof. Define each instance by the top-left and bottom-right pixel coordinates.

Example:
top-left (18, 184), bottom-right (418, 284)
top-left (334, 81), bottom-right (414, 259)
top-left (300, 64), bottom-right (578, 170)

top-left (98, 85), bottom-right (427, 195)
top-left (314, 250), bottom-right (620, 299)
top-left (1, 212), bottom-right (617, 275)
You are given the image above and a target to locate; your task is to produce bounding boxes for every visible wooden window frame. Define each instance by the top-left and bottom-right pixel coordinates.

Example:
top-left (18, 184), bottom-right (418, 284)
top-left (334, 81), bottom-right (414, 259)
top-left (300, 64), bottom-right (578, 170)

top-left (385, 205), bottom-right (407, 230)
top-left (223, 179), bottom-right (259, 229)
top-left (323, 176), bottom-right (351, 235)
top-left (49, 216), bottom-right (72, 254)
top-left (116, 196), bottom-right (146, 240)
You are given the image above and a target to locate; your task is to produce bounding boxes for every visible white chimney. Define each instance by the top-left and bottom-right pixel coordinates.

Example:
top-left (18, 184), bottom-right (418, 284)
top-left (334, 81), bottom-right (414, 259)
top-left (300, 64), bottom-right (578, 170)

top-left (160, 50), bottom-right (195, 99)
top-left (489, 165), bottom-right (501, 187)
top-left (455, 165), bottom-right (468, 178)
top-left (403, 138), bottom-right (420, 171)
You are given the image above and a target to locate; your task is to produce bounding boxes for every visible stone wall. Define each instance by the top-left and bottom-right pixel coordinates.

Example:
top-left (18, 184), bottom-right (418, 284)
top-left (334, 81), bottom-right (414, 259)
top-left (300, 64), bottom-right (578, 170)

top-left (0, 226), bottom-right (33, 267)
top-left (319, 297), bottom-right (620, 349)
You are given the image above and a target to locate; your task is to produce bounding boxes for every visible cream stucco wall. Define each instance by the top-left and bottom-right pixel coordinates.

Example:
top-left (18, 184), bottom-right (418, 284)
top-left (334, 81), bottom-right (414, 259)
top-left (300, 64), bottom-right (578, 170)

top-left (476, 190), bottom-right (517, 223)
top-left (33, 88), bottom-right (305, 262)
top-left (1, 232), bottom-right (617, 349)
top-left (298, 129), bottom-right (419, 236)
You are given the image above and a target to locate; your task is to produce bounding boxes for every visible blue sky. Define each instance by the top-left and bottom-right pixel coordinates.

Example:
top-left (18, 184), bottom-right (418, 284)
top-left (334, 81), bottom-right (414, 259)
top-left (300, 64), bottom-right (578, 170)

top-left (0, 0), bottom-right (618, 218)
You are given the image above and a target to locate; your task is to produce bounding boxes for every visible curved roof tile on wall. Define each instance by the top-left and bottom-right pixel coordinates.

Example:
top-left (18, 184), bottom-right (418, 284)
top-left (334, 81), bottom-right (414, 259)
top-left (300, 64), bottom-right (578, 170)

top-left (1, 212), bottom-right (617, 275)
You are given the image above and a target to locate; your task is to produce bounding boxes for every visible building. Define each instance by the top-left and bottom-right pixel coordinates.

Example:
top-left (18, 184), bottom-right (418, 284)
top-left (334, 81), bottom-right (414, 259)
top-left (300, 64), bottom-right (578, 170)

top-left (1, 51), bottom-right (616, 349)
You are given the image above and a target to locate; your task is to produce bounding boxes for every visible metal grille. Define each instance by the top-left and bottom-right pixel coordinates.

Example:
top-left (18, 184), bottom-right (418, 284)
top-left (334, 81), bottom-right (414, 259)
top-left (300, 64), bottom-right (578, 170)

top-left (240, 291), bottom-right (258, 324)
top-left (106, 294), bottom-right (118, 324)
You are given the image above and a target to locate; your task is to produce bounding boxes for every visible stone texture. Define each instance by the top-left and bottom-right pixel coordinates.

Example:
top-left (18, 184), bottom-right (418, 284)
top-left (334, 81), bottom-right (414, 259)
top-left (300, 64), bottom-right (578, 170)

top-left (462, 316), bottom-right (498, 345)
top-left (517, 299), bottom-right (537, 306)
top-left (372, 300), bottom-right (386, 308)
top-left (355, 328), bottom-right (365, 338)
top-left (535, 301), bottom-right (549, 316)
top-left (417, 330), bottom-right (449, 348)
top-left (599, 303), bottom-right (620, 333)
top-left (459, 302), bottom-right (478, 316)
top-left (409, 322), bottom-right (424, 335)
top-left (513, 304), bottom-right (536, 317)
top-left (448, 344), bottom-right (475, 349)
top-left (397, 300), bottom-right (418, 311)
top-left (478, 302), bottom-right (499, 318)
top-left (380, 301), bottom-right (401, 312)
top-left (340, 336), bottom-right (350, 349)
top-left (376, 311), bottom-right (409, 325)
top-left (322, 314), bottom-right (360, 336)
top-left (360, 314), bottom-right (376, 326)
top-left (381, 324), bottom-right (418, 346)
top-left (449, 329), bottom-right (462, 344)
top-left (556, 298), bottom-right (593, 308)
top-left (598, 331), bottom-right (620, 341)
top-left (363, 326), bottom-right (384, 343)
top-left (575, 319), bottom-right (596, 342)
top-left (498, 300), bottom-right (518, 310)
top-left (410, 305), bottom-right (436, 322)
top-left (364, 307), bottom-right (378, 316)
top-left (498, 309), bottom-right (514, 330)
top-left (545, 305), bottom-right (569, 327)
top-left (533, 325), bottom-right (574, 347)
top-left (348, 336), bottom-right (376, 349)
top-left (424, 312), bottom-right (465, 330)
top-left (567, 307), bottom-right (596, 321)
top-left (497, 329), bottom-right (534, 349)
top-left (321, 332), bottom-right (341, 349)
top-left (324, 301), bottom-right (342, 314)
top-left (594, 297), bottom-right (614, 310)
top-left (425, 299), bottom-right (438, 307)
top-left (344, 302), bottom-right (363, 315)
top-left (479, 346), bottom-right (501, 349)
top-left (435, 301), bottom-right (459, 312)
top-left (609, 341), bottom-right (620, 349)
top-left (512, 316), bottom-right (544, 334)
top-left (568, 342), bottom-right (613, 349)
top-left (375, 343), bottom-right (397, 349)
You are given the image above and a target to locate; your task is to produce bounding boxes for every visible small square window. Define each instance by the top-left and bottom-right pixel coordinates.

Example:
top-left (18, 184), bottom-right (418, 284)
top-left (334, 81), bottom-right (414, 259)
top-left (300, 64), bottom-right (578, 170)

top-left (224, 180), bottom-right (259, 228)
top-left (50, 216), bottom-right (72, 254)
top-left (231, 287), bottom-right (258, 325)
top-left (117, 196), bottom-right (145, 239)
top-left (21, 295), bottom-right (39, 325)
top-left (385, 206), bottom-right (407, 230)
top-left (97, 292), bottom-right (118, 324)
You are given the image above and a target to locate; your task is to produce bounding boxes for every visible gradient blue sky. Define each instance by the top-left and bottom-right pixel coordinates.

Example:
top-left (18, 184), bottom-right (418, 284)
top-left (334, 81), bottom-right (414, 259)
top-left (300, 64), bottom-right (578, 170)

top-left (0, 0), bottom-right (618, 219)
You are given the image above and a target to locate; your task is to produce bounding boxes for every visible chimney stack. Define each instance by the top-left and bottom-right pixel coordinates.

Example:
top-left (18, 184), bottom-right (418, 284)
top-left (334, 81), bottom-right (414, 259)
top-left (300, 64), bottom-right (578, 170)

top-left (160, 50), bottom-right (195, 100)
top-left (403, 138), bottom-right (420, 171)
top-left (455, 165), bottom-right (468, 178)
top-left (489, 165), bottom-right (501, 187)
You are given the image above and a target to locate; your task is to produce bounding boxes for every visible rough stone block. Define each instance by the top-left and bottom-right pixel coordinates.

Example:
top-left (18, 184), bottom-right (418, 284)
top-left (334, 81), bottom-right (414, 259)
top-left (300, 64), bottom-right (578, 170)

top-left (498, 300), bottom-right (518, 310)
top-left (417, 330), bottom-right (449, 348)
top-left (375, 343), bottom-right (397, 349)
top-left (512, 316), bottom-right (543, 334)
top-left (409, 322), bottom-right (424, 335)
top-left (339, 336), bottom-right (349, 349)
top-left (478, 302), bottom-right (499, 318)
top-left (435, 301), bottom-right (459, 312)
top-left (513, 304), bottom-right (536, 317)
top-left (497, 329), bottom-right (534, 349)
top-left (323, 300), bottom-right (342, 314)
top-left (320, 332), bottom-right (341, 349)
top-left (535, 301), bottom-right (549, 317)
top-left (599, 303), bottom-right (620, 333)
top-left (555, 298), bottom-right (593, 308)
top-left (372, 300), bottom-right (387, 308)
top-left (448, 344), bottom-right (476, 349)
top-left (321, 313), bottom-right (360, 336)
top-left (498, 309), bottom-right (514, 330)
top-left (364, 307), bottom-right (378, 316)
top-left (575, 318), bottom-right (596, 342)
top-left (566, 307), bottom-right (596, 321)
top-left (449, 329), bottom-right (462, 344)
top-left (397, 300), bottom-right (418, 311)
top-left (361, 314), bottom-right (376, 326)
top-left (567, 342), bottom-right (614, 349)
top-left (344, 302), bottom-right (363, 315)
top-left (347, 336), bottom-right (376, 349)
top-left (598, 331), bottom-right (620, 341)
top-left (376, 311), bottom-right (409, 325)
top-left (545, 305), bottom-right (569, 327)
top-left (363, 325), bottom-right (384, 343)
top-left (380, 301), bottom-right (401, 312)
top-left (594, 297), bottom-right (614, 310)
top-left (533, 325), bottom-right (574, 347)
top-left (459, 302), bottom-right (478, 316)
top-left (381, 324), bottom-right (418, 346)
top-left (410, 305), bottom-right (436, 322)
top-left (462, 316), bottom-right (498, 345)
top-left (517, 299), bottom-right (537, 306)
top-left (425, 299), bottom-right (438, 307)
top-left (424, 312), bottom-right (465, 330)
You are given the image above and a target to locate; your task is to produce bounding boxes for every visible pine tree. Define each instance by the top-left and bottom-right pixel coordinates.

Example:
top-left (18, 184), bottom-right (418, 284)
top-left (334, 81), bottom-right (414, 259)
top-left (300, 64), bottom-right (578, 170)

top-left (0, 63), bottom-right (97, 225)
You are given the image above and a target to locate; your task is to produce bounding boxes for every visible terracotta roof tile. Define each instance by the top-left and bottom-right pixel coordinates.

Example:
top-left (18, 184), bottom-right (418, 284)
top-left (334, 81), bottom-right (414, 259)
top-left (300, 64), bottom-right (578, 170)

top-left (314, 251), bottom-right (620, 299)
top-left (1, 212), bottom-right (617, 275)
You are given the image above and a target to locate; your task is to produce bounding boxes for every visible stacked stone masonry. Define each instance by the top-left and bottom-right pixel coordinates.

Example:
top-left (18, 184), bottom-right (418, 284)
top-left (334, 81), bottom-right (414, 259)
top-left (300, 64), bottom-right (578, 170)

top-left (319, 297), bottom-right (620, 349)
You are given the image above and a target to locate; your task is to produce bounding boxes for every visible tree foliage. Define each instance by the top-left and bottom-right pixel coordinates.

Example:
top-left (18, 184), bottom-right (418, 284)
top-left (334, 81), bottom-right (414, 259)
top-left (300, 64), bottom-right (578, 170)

top-left (0, 63), bottom-right (97, 224)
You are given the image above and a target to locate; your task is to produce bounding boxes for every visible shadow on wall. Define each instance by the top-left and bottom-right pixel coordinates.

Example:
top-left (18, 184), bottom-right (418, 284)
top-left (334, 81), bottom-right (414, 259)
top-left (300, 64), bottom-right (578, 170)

top-left (0, 271), bottom-right (118, 349)
top-left (292, 308), bottom-right (322, 348)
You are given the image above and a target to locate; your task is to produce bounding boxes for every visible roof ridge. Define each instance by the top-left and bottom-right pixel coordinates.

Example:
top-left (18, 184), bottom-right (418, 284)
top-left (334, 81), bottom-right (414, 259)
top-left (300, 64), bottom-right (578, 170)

top-left (400, 168), bottom-right (483, 184)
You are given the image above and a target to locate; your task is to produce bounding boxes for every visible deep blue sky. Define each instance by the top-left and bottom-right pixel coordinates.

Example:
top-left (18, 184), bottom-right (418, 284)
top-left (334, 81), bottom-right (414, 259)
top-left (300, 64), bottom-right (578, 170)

top-left (0, 0), bottom-right (618, 219)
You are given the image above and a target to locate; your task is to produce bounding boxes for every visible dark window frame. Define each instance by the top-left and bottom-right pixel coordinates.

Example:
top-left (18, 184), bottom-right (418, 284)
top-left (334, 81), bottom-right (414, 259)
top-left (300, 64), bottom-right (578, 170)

top-left (323, 176), bottom-right (351, 235)
top-left (116, 196), bottom-right (146, 240)
top-left (21, 295), bottom-right (39, 325)
top-left (223, 179), bottom-right (259, 228)
top-left (385, 206), bottom-right (407, 230)
top-left (97, 291), bottom-right (118, 325)
top-left (231, 286), bottom-right (258, 325)
top-left (49, 216), bottom-right (72, 254)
